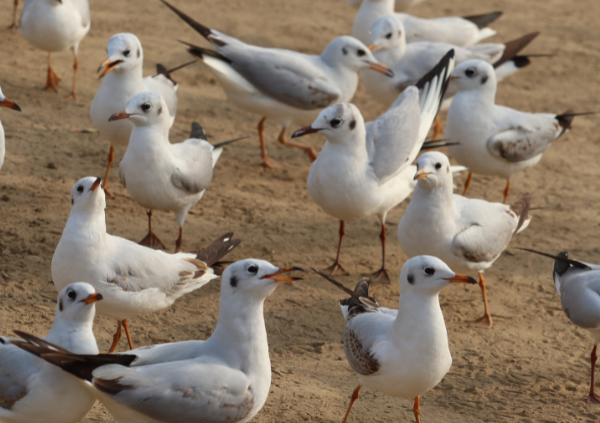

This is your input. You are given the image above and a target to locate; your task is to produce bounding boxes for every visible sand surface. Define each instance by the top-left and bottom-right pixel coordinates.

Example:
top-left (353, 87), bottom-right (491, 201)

top-left (1, 0), bottom-right (600, 421)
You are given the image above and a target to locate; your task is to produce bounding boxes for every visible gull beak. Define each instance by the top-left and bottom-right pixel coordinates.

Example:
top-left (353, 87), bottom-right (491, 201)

top-left (291, 126), bottom-right (322, 139)
top-left (260, 266), bottom-right (304, 283)
top-left (368, 43), bottom-right (379, 52)
top-left (444, 273), bottom-right (477, 284)
top-left (413, 169), bottom-right (430, 180)
top-left (108, 111), bottom-right (131, 122)
top-left (366, 61), bottom-right (394, 78)
top-left (97, 58), bottom-right (123, 79)
top-left (89, 177), bottom-right (102, 192)
top-left (80, 293), bottom-right (103, 304)
top-left (0, 97), bottom-right (21, 112)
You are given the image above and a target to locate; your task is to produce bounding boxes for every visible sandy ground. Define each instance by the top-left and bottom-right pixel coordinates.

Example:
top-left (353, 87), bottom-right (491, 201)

top-left (1, 0), bottom-right (600, 421)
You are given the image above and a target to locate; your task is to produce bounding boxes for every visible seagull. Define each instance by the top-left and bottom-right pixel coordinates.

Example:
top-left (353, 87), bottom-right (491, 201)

top-left (520, 249), bottom-right (600, 406)
top-left (312, 256), bottom-right (476, 423)
top-left (90, 33), bottom-right (195, 196)
top-left (112, 91), bottom-right (246, 252)
top-left (51, 176), bottom-right (241, 353)
top-left (397, 152), bottom-right (531, 327)
top-left (18, 0), bottom-right (90, 100)
top-left (446, 59), bottom-right (595, 203)
top-left (291, 50), bottom-right (454, 282)
top-left (363, 16), bottom-right (539, 137)
top-left (159, 0), bottom-right (394, 169)
top-left (0, 87), bottom-right (22, 172)
top-left (351, 0), bottom-right (501, 47)
top-left (0, 282), bottom-right (101, 423)
top-left (348, 0), bottom-right (425, 11)
top-left (13, 260), bottom-right (303, 423)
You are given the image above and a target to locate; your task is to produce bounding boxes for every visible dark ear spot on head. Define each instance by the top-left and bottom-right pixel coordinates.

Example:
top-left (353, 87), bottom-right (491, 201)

top-left (481, 75), bottom-right (488, 85)
top-left (230, 276), bottom-right (238, 288)
top-left (407, 273), bottom-right (414, 285)
top-left (158, 106), bottom-right (162, 116)
top-left (342, 47), bottom-right (348, 55)
top-left (59, 300), bottom-right (63, 312)
top-left (349, 120), bottom-right (356, 130)
top-left (137, 48), bottom-right (140, 58)
top-left (71, 198), bottom-right (74, 205)
top-left (447, 165), bottom-right (450, 173)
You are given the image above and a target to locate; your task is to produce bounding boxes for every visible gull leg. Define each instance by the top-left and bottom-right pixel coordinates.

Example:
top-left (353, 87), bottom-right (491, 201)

top-left (122, 319), bottom-right (135, 351)
top-left (323, 220), bottom-right (349, 276)
top-left (588, 344), bottom-right (600, 405)
top-left (503, 179), bottom-right (510, 204)
top-left (175, 227), bottom-right (183, 253)
top-left (64, 53), bottom-right (78, 102)
top-left (103, 145), bottom-right (115, 197)
top-left (108, 321), bottom-right (122, 353)
top-left (44, 53), bottom-right (61, 91)
top-left (431, 116), bottom-right (441, 141)
top-left (475, 272), bottom-right (493, 327)
top-left (462, 172), bottom-right (472, 196)
top-left (413, 396), bottom-right (421, 423)
top-left (139, 210), bottom-right (167, 250)
top-left (277, 126), bottom-right (318, 162)
top-left (258, 117), bottom-right (283, 168)
top-left (8, 0), bottom-right (18, 30)
top-left (365, 223), bottom-right (390, 283)
top-left (342, 385), bottom-right (361, 423)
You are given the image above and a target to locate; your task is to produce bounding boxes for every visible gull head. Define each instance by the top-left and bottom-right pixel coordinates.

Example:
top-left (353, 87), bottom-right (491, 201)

top-left (109, 91), bottom-right (169, 127)
top-left (322, 36), bottom-right (393, 77)
top-left (55, 282), bottom-right (102, 323)
top-left (400, 256), bottom-right (476, 296)
top-left (220, 259), bottom-right (303, 301)
top-left (370, 15), bottom-right (405, 52)
top-left (291, 103), bottom-right (365, 145)
top-left (451, 59), bottom-right (496, 92)
top-left (98, 33), bottom-right (144, 78)
top-left (414, 151), bottom-right (453, 192)
top-left (0, 86), bottom-right (21, 113)
top-left (70, 176), bottom-right (106, 214)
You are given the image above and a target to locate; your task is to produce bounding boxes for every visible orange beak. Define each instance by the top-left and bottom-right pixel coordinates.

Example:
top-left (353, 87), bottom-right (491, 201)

top-left (0, 98), bottom-right (21, 112)
top-left (260, 266), bottom-right (304, 283)
top-left (444, 273), bottom-right (477, 284)
top-left (108, 111), bottom-right (131, 121)
top-left (367, 61), bottom-right (394, 78)
top-left (80, 292), bottom-right (103, 304)
top-left (98, 58), bottom-right (123, 79)
top-left (413, 169), bottom-right (430, 180)
top-left (89, 177), bottom-right (102, 192)
top-left (368, 44), bottom-right (379, 52)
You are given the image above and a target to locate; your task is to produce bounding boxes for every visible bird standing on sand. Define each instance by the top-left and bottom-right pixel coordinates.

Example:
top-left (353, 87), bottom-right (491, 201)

top-left (312, 256), bottom-right (476, 423)
top-left (51, 177), bottom-right (240, 352)
top-left (19, 0), bottom-right (90, 100)
top-left (113, 91), bottom-right (245, 252)
top-left (397, 152), bottom-right (531, 326)
top-left (160, 0), bottom-right (394, 168)
top-left (0, 86), bottom-right (22, 172)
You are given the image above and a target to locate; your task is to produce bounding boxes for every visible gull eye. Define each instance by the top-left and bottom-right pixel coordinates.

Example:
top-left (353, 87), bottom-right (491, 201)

top-left (385, 32), bottom-right (393, 39)
top-left (465, 68), bottom-right (476, 78)
top-left (330, 118), bottom-right (342, 128)
top-left (247, 265), bottom-right (258, 275)
top-left (67, 290), bottom-right (76, 300)
top-left (123, 49), bottom-right (131, 57)
top-left (435, 163), bottom-right (442, 170)
top-left (423, 267), bottom-right (435, 276)
top-left (76, 185), bottom-right (84, 193)
top-left (356, 49), bottom-right (366, 57)
top-left (141, 103), bottom-right (151, 112)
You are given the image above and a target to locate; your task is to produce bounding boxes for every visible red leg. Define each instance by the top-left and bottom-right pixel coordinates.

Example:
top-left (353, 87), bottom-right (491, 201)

top-left (108, 321), bottom-right (122, 353)
top-left (8, 0), bottom-right (18, 30)
top-left (366, 223), bottom-right (390, 283)
top-left (475, 272), bottom-right (493, 327)
top-left (64, 54), bottom-right (78, 102)
top-left (413, 396), bottom-right (421, 423)
top-left (277, 126), bottom-right (318, 162)
top-left (462, 172), bottom-right (472, 197)
top-left (44, 53), bottom-right (60, 91)
top-left (258, 117), bottom-right (282, 168)
top-left (122, 319), bottom-right (135, 351)
top-left (139, 210), bottom-right (167, 250)
top-left (503, 179), bottom-right (510, 204)
top-left (342, 385), bottom-right (361, 423)
top-left (432, 116), bottom-right (441, 141)
top-left (323, 221), bottom-right (349, 276)
top-left (588, 345), bottom-right (600, 405)
top-left (103, 145), bottom-right (115, 197)
top-left (175, 227), bottom-right (183, 253)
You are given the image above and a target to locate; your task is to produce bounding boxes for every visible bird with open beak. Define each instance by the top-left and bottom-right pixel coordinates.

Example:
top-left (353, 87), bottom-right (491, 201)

top-left (0, 86), bottom-right (21, 172)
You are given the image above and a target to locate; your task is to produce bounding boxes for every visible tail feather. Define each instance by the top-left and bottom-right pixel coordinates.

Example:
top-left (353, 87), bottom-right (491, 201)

top-left (556, 110), bottom-right (597, 135)
top-left (192, 233), bottom-right (241, 275)
top-left (509, 193), bottom-right (531, 234)
top-left (462, 11), bottom-right (503, 29)
top-left (494, 32), bottom-right (540, 68)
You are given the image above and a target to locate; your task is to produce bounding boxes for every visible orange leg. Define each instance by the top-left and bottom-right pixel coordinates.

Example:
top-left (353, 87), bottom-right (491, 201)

top-left (44, 53), bottom-right (61, 91)
top-left (108, 321), bottom-right (122, 353)
top-left (475, 272), bottom-right (493, 327)
top-left (64, 54), bottom-right (78, 102)
top-left (139, 210), bottom-right (167, 250)
top-left (462, 172), bottom-right (472, 196)
top-left (323, 220), bottom-right (349, 276)
top-left (258, 117), bottom-right (282, 168)
top-left (103, 145), bottom-right (115, 197)
top-left (277, 126), bottom-right (318, 162)
top-left (588, 345), bottom-right (600, 405)
top-left (413, 396), bottom-right (421, 423)
top-left (175, 227), bottom-right (183, 253)
top-left (503, 179), bottom-right (510, 204)
top-left (366, 223), bottom-right (390, 283)
top-left (432, 116), bottom-right (441, 141)
top-left (342, 385), bottom-right (361, 423)
top-left (8, 0), bottom-right (18, 30)
top-left (122, 319), bottom-right (135, 350)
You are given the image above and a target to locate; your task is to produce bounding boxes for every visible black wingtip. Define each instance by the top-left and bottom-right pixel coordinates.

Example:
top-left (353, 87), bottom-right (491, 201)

top-left (154, 59), bottom-right (198, 84)
top-left (517, 248), bottom-right (591, 272)
top-left (420, 141), bottom-right (460, 150)
top-left (178, 40), bottom-right (231, 63)
top-left (462, 11), bottom-right (503, 29)
top-left (494, 31), bottom-right (540, 68)
top-left (189, 122), bottom-right (208, 140)
top-left (415, 49), bottom-right (454, 92)
top-left (212, 136), bottom-right (249, 149)
top-left (160, 0), bottom-right (213, 40)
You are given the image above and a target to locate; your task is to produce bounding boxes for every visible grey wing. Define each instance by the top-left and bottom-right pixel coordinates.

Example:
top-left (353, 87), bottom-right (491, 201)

top-left (71, 0), bottom-right (90, 27)
top-left (19, 0), bottom-right (35, 25)
top-left (367, 87), bottom-right (421, 185)
top-left (170, 139), bottom-right (214, 194)
top-left (91, 361), bottom-right (255, 423)
top-left (123, 341), bottom-right (205, 367)
top-left (0, 338), bottom-right (41, 409)
top-left (118, 165), bottom-right (126, 188)
top-left (224, 46), bottom-right (340, 110)
top-left (143, 75), bottom-right (178, 118)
